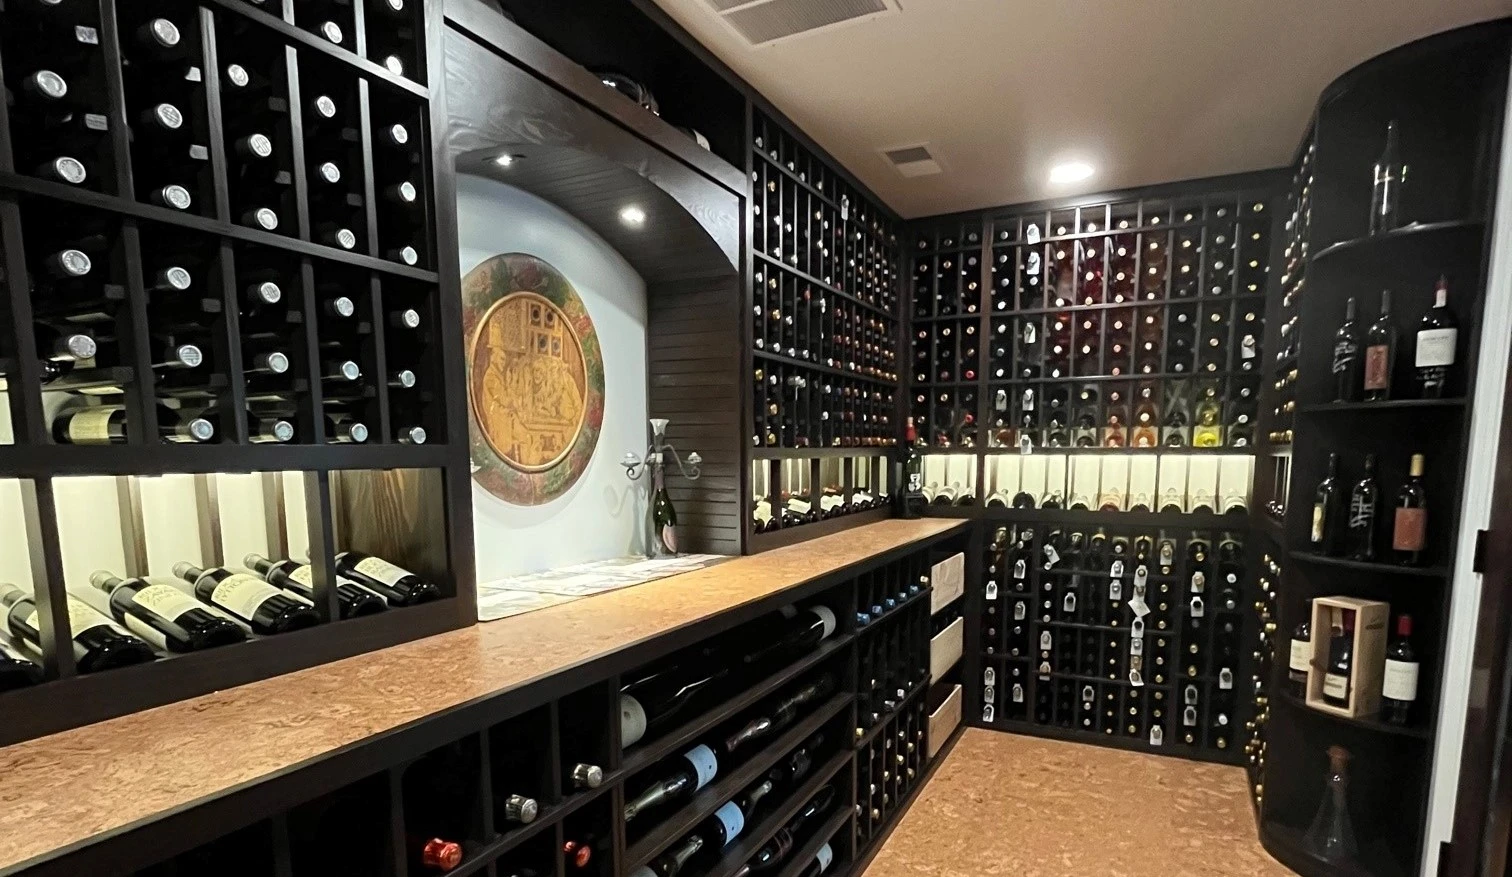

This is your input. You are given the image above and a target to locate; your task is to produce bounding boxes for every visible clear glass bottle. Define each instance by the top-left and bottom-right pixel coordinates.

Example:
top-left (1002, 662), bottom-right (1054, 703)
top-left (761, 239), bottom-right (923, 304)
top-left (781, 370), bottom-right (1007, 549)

top-left (1305, 745), bottom-right (1360, 862)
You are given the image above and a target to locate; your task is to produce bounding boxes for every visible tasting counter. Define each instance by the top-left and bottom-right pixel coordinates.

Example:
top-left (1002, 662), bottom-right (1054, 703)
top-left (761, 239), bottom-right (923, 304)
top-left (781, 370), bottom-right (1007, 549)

top-left (0, 518), bottom-right (968, 877)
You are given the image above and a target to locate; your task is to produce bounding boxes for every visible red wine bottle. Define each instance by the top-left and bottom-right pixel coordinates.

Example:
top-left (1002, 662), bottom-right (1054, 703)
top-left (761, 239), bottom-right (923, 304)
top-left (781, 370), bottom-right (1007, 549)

top-left (334, 551), bottom-right (441, 606)
top-left (1382, 615), bottom-right (1419, 725)
top-left (1414, 277), bottom-right (1458, 398)
top-left (173, 562), bottom-right (321, 635)
top-left (1322, 610), bottom-right (1355, 708)
top-left (1346, 454), bottom-right (1380, 561)
top-left (89, 571), bottom-right (246, 652)
top-left (1311, 453), bottom-right (1343, 555)
top-left (0, 583), bottom-right (156, 672)
top-left (1332, 297), bottom-right (1361, 403)
top-left (619, 649), bottom-right (729, 747)
top-left (0, 640), bottom-right (42, 691)
top-left (736, 604), bottom-right (837, 669)
top-left (1288, 601), bottom-right (1312, 698)
top-left (1392, 454), bottom-right (1427, 565)
top-left (244, 553), bottom-right (387, 619)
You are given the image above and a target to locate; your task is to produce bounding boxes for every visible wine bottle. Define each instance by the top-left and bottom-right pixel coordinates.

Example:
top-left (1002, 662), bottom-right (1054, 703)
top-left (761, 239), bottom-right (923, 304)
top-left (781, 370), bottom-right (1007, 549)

top-left (569, 763), bottom-right (603, 790)
top-left (1382, 615), bottom-right (1419, 725)
top-left (416, 837), bottom-right (462, 871)
top-left (1414, 277), bottom-right (1458, 398)
top-left (641, 800), bottom-right (746, 877)
top-left (1332, 297), bottom-right (1361, 403)
top-left (88, 570), bottom-right (246, 652)
top-left (1369, 120), bottom-right (1403, 235)
top-left (724, 674), bottom-right (836, 754)
top-left (1289, 600), bottom-right (1313, 697)
top-left (901, 417), bottom-right (924, 518)
top-left (1322, 610), bottom-right (1354, 708)
top-left (1389, 453), bottom-right (1429, 565)
top-left (334, 551), bottom-right (441, 606)
top-left (1311, 453), bottom-right (1343, 555)
top-left (1362, 289), bottom-right (1396, 401)
top-left (620, 652), bottom-right (729, 747)
top-left (562, 834), bottom-right (601, 870)
top-left (652, 458), bottom-right (678, 555)
top-left (622, 743), bottom-right (718, 823)
top-left (0, 582), bottom-right (157, 671)
top-left (797, 843), bottom-right (834, 877)
top-left (173, 562), bottom-right (321, 635)
top-left (325, 413), bottom-right (370, 444)
top-left (243, 553), bottom-right (387, 619)
top-left (1347, 454), bottom-right (1380, 562)
top-left (736, 828), bottom-right (795, 876)
top-left (735, 605), bottom-right (837, 669)
top-left (0, 640), bottom-right (42, 691)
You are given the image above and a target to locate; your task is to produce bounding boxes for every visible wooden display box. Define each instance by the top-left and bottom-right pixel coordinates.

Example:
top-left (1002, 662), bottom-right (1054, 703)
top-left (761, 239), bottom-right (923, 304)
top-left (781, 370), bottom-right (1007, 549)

top-left (1305, 597), bottom-right (1389, 718)
top-left (930, 616), bottom-right (965, 681)
top-left (930, 552), bottom-right (965, 613)
top-left (927, 683), bottom-right (963, 758)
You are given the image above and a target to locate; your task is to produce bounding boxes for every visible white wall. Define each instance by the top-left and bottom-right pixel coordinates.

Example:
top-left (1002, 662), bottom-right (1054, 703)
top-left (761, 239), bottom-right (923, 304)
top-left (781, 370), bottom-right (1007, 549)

top-left (455, 175), bottom-right (650, 582)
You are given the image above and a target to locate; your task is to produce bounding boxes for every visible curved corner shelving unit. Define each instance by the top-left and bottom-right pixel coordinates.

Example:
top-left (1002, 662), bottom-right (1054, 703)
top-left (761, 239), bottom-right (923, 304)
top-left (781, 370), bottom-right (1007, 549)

top-left (1254, 18), bottom-right (1511, 877)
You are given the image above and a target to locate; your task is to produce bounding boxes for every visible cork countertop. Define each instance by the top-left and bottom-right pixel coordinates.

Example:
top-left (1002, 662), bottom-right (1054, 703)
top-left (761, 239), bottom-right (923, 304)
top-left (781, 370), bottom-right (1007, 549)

top-left (863, 729), bottom-right (1296, 877)
top-left (0, 518), bottom-right (965, 874)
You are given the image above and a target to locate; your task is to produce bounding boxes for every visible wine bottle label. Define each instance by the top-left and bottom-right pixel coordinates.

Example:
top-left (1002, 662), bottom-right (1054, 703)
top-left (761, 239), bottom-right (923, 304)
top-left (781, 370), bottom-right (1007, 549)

top-left (288, 565), bottom-right (314, 586)
top-left (353, 556), bottom-right (415, 587)
top-left (787, 498), bottom-right (811, 514)
top-left (212, 574), bottom-right (307, 620)
top-left (21, 597), bottom-right (119, 645)
top-left (131, 583), bottom-right (201, 622)
top-left (1289, 639), bottom-right (1311, 673)
top-left (1311, 504), bottom-right (1326, 542)
top-left (711, 801), bottom-right (744, 845)
top-left (814, 843), bottom-right (834, 872)
top-left (1415, 328), bottom-right (1457, 367)
top-left (1363, 345), bottom-right (1390, 390)
top-left (1392, 507), bottom-right (1427, 551)
top-left (1012, 683), bottom-right (1024, 703)
top-left (1013, 600), bottom-right (1025, 621)
top-left (683, 744), bottom-right (718, 791)
top-left (1382, 659), bottom-right (1420, 701)
top-left (1013, 559), bottom-right (1026, 580)
top-left (66, 407), bottom-right (117, 444)
top-left (1332, 339), bottom-right (1357, 375)
top-left (1322, 673), bottom-right (1350, 700)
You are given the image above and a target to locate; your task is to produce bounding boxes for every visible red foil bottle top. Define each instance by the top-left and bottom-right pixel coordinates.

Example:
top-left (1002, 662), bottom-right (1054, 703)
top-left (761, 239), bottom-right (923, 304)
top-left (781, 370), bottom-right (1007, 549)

top-left (422, 838), bottom-right (463, 870)
top-left (564, 840), bottom-right (592, 868)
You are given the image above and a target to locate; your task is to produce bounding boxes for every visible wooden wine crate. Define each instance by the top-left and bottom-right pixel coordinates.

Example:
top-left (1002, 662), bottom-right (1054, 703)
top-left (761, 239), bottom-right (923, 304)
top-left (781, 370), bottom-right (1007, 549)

top-left (930, 551), bottom-right (965, 613)
top-left (927, 683), bottom-right (962, 758)
top-left (929, 615), bottom-right (964, 681)
top-left (1304, 596), bottom-right (1389, 719)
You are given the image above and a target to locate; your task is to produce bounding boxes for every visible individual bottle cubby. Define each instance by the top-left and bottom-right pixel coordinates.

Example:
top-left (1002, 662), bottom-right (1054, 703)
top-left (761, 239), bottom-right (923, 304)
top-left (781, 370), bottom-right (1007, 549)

top-left (975, 523), bottom-right (1251, 760)
top-left (853, 696), bottom-right (927, 853)
top-left (0, 0), bottom-right (118, 195)
top-left (750, 111), bottom-right (899, 453)
top-left (286, 772), bottom-right (392, 876)
top-left (914, 452), bottom-right (977, 507)
top-left (748, 455), bottom-right (892, 536)
top-left (216, 12), bottom-right (300, 237)
top-left (368, 87), bottom-right (434, 269)
top-left (365, 0), bottom-right (426, 84)
top-left (131, 818), bottom-right (282, 877)
top-left (298, 49), bottom-right (370, 251)
top-left (401, 735), bottom-right (490, 870)
top-left (562, 796), bottom-right (613, 875)
top-left (292, 0), bottom-right (357, 53)
top-left (854, 559), bottom-right (930, 738)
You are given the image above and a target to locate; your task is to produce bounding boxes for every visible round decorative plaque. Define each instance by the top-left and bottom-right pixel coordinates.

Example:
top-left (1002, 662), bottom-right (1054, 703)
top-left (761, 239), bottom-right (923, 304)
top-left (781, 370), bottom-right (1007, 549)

top-left (461, 253), bottom-right (605, 505)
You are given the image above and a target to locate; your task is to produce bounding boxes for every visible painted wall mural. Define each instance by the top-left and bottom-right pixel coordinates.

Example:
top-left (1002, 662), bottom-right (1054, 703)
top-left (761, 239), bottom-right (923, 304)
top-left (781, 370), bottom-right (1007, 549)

top-left (461, 253), bottom-right (605, 505)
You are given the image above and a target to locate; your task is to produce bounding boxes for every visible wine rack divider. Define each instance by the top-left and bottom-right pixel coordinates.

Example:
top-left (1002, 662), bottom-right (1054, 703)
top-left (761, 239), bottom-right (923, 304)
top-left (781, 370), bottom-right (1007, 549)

top-left (0, 0), bottom-right (472, 745)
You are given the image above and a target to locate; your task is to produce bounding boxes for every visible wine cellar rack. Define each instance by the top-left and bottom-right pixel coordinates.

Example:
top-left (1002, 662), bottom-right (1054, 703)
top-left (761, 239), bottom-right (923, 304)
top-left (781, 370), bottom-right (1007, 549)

top-left (0, 0), bottom-right (473, 745)
top-left (749, 110), bottom-right (901, 454)
top-left (970, 522), bottom-right (1253, 762)
top-left (909, 187), bottom-right (1274, 454)
top-left (55, 527), bottom-right (971, 877)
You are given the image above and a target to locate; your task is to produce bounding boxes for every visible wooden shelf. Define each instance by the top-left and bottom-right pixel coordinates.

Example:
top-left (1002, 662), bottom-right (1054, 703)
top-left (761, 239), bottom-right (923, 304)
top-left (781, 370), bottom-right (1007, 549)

top-left (774, 805), bottom-right (851, 877)
top-left (750, 447), bottom-right (896, 460)
top-left (1297, 398), bottom-right (1467, 414)
top-left (753, 348), bottom-right (899, 387)
top-left (753, 251), bottom-right (897, 323)
top-left (1309, 218), bottom-right (1485, 264)
top-left (705, 747), bottom-right (853, 877)
top-left (1289, 551), bottom-right (1449, 578)
top-left (1260, 820), bottom-right (1410, 877)
top-left (1275, 689), bottom-right (1432, 740)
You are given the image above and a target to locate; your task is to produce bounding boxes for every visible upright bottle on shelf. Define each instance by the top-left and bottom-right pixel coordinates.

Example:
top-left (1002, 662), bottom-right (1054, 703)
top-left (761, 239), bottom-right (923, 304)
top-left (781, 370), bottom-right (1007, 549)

top-left (1362, 289), bottom-right (1396, 401)
top-left (901, 417), bottom-right (924, 519)
top-left (1332, 298), bottom-right (1361, 402)
top-left (1393, 454), bottom-right (1428, 565)
top-left (1369, 120), bottom-right (1403, 235)
top-left (1382, 614), bottom-right (1420, 726)
top-left (1414, 277), bottom-right (1458, 398)
top-left (1347, 455), bottom-right (1380, 562)
top-left (1311, 454), bottom-right (1344, 555)
top-left (1289, 600), bottom-right (1313, 698)
top-left (1322, 609), bottom-right (1355, 708)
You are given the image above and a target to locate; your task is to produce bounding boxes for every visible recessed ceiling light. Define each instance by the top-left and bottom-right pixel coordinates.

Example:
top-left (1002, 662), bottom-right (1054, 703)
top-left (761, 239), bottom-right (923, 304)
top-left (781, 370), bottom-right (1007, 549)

top-left (1050, 162), bottom-right (1095, 184)
top-left (494, 154), bottom-right (519, 167)
top-left (620, 205), bottom-right (647, 227)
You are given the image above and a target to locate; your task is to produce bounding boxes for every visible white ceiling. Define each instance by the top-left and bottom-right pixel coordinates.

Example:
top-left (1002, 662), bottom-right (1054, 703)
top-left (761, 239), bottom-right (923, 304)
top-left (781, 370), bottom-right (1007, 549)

top-left (650, 0), bottom-right (1512, 218)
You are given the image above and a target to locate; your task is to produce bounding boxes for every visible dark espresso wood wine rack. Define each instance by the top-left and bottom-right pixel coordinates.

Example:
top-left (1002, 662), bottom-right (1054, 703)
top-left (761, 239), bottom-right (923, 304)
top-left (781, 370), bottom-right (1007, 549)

top-left (21, 526), bottom-right (969, 877)
top-left (0, 0), bottom-right (474, 744)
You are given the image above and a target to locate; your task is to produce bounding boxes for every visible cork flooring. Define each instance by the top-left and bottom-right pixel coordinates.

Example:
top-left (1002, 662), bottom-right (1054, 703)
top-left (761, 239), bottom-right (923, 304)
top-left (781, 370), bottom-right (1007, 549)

top-left (862, 729), bottom-right (1297, 877)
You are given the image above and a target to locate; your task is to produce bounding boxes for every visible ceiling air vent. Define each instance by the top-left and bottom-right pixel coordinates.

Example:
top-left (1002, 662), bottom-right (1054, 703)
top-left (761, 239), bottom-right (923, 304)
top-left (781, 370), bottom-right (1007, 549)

top-left (706, 0), bottom-right (899, 47)
top-left (883, 144), bottom-right (943, 178)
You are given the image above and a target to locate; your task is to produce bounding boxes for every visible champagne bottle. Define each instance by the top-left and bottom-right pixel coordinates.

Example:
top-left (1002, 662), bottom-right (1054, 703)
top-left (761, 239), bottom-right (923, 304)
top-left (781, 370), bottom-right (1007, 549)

top-left (172, 562), bottom-right (321, 635)
top-left (1414, 276), bottom-right (1458, 398)
top-left (1347, 455), bottom-right (1380, 562)
top-left (88, 571), bottom-right (246, 652)
top-left (622, 744), bottom-right (718, 823)
top-left (0, 583), bottom-right (157, 671)
top-left (652, 459), bottom-right (678, 555)
top-left (619, 649), bottom-right (730, 747)
top-left (723, 674), bottom-right (836, 754)
top-left (1332, 297), bottom-right (1361, 403)
top-left (735, 605), bottom-right (837, 669)
top-left (244, 553), bottom-right (387, 619)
